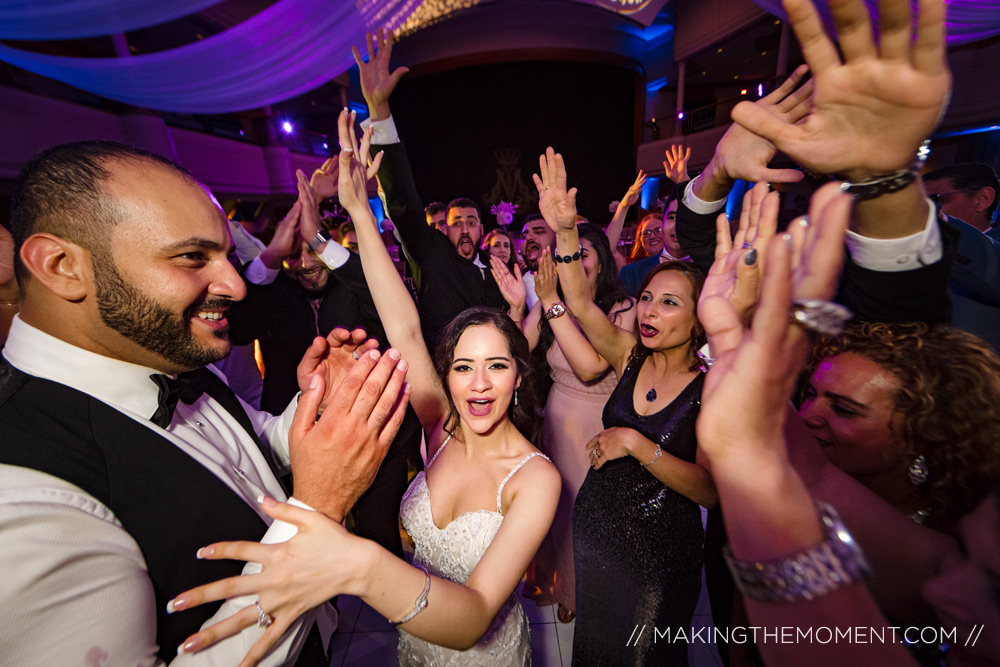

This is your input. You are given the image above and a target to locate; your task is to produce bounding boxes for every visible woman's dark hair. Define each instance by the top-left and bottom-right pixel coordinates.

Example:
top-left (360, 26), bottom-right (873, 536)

top-left (634, 260), bottom-right (706, 371)
top-left (433, 306), bottom-right (542, 448)
top-left (533, 223), bottom-right (634, 397)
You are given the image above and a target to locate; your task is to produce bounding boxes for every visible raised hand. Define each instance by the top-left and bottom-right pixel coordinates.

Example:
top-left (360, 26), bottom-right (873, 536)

top-left (296, 327), bottom-right (380, 409)
top-left (732, 0), bottom-right (950, 180)
top-left (296, 169), bottom-right (322, 241)
top-left (352, 28), bottom-right (409, 122)
top-left (534, 248), bottom-right (560, 306)
top-left (310, 157), bottom-right (340, 201)
top-left (663, 144), bottom-right (691, 183)
top-left (533, 147), bottom-right (578, 232)
top-left (337, 109), bottom-right (384, 217)
top-left (257, 201), bottom-right (302, 270)
top-left (291, 347), bottom-right (410, 520)
top-left (490, 255), bottom-right (527, 313)
top-left (170, 499), bottom-right (369, 667)
top-left (622, 171), bottom-right (646, 208)
top-left (697, 65), bottom-right (813, 201)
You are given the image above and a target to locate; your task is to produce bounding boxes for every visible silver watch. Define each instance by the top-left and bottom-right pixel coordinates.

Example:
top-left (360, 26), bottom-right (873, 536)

top-left (308, 229), bottom-right (331, 252)
top-left (723, 501), bottom-right (871, 603)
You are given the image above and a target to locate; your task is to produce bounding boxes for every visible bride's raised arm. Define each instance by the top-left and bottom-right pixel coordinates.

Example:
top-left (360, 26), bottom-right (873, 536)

top-left (336, 110), bottom-right (449, 441)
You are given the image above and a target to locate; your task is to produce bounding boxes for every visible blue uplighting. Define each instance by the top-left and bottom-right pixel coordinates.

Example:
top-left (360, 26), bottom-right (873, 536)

top-left (640, 176), bottom-right (661, 211)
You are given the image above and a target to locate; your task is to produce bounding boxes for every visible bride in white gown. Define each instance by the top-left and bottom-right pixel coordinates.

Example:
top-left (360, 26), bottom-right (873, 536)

top-left (169, 107), bottom-right (560, 667)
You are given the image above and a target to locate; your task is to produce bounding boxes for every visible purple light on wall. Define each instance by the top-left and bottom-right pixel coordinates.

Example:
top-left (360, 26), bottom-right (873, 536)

top-left (757, 83), bottom-right (763, 97)
top-left (677, 111), bottom-right (684, 119)
top-left (282, 121), bottom-right (293, 133)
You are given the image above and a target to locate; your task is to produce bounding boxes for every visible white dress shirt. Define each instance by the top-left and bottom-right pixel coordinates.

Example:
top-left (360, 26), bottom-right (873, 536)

top-left (683, 174), bottom-right (943, 271)
top-left (0, 316), bottom-right (334, 666)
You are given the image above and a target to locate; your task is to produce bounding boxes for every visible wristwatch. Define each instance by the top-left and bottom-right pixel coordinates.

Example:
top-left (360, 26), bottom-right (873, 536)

top-left (723, 501), bottom-right (871, 604)
top-left (544, 302), bottom-right (567, 320)
top-left (308, 229), bottom-right (332, 252)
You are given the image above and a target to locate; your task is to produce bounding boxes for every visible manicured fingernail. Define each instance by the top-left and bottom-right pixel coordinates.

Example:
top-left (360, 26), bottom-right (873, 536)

top-left (167, 596), bottom-right (187, 613)
top-left (798, 216), bottom-right (810, 228)
top-left (261, 496), bottom-right (277, 507)
top-left (782, 233), bottom-right (793, 248)
top-left (370, 350), bottom-right (381, 360)
top-left (398, 359), bottom-right (409, 373)
top-left (309, 375), bottom-right (319, 390)
top-left (744, 249), bottom-right (757, 266)
top-left (196, 546), bottom-right (214, 559)
top-left (181, 637), bottom-right (202, 654)
top-left (343, 107), bottom-right (348, 112)
top-left (256, 494), bottom-right (266, 504)
top-left (387, 348), bottom-right (400, 360)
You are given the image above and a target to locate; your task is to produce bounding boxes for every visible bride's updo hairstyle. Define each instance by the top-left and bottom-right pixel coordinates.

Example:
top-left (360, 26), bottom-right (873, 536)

top-left (433, 306), bottom-right (542, 448)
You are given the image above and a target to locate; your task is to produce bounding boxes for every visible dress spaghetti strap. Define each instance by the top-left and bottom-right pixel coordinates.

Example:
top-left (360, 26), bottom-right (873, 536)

top-left (425, 433), bottom-right (453, 470)
top-left (496, 452), bottom-right (551, 514)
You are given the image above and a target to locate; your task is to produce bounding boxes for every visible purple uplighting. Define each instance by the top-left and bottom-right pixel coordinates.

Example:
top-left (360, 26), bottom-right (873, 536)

top-left (282, 121), bottom-right (293, 133)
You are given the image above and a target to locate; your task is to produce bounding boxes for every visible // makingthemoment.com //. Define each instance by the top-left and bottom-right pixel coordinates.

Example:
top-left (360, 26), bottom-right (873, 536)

top-left (625, 625), bottom-right (985, 648)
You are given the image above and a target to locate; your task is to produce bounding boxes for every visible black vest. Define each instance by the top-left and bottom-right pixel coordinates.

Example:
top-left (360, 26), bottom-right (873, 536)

top-left (0, 360), bottom-right (324, 664)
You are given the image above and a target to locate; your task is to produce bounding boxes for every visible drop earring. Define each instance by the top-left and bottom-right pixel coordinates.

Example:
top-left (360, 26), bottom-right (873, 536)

top-left (908, 455), bottom-right (929, 486)
top-left (514, 388), bottom-right (519, 406)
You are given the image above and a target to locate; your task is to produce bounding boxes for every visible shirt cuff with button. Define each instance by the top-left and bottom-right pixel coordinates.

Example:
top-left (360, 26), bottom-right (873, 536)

top-left (360, 115), bottom-right (401, 146)
top-left (845, 198), bottom-right (943, 272)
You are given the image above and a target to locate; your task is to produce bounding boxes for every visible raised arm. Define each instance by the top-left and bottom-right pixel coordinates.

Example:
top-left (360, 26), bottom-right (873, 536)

top-left (697, 181), bottom-right (916, 667)
top-left (534, 148), bottom-right (636, 372)
top-left (605, 170), bottom-right (645, 253)
top-left (336, 110), bottom-right (449, 437)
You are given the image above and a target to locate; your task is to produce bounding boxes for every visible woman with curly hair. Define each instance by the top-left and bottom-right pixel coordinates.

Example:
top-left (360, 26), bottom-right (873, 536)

top-left (801, 321), bottom-right (1000, 532)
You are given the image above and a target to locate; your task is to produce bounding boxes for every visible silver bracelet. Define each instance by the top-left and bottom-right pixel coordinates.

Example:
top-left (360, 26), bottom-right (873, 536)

top-left (723, 501), bottom-right (871, 604)
top-left (640, 444), bottom-right (662, 468)
top-left (391, 563), bottom-right (431, 625)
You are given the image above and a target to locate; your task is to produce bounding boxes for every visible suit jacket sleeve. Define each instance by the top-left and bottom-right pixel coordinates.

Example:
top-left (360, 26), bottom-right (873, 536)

top-left (674, 180), bottom-right (720, 275)
top-left (371, 141), bottom-right (436, 268)
top-left (945, 216), bottom-right (1000, 306)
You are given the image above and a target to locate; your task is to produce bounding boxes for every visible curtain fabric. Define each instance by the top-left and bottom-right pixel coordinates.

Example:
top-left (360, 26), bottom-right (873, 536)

top-left (749, 0), bottom-right (1000, 47)
top-left (0, 0), bottom-right (223, 40)
top-left (0, 0), bottom-right (422, 113)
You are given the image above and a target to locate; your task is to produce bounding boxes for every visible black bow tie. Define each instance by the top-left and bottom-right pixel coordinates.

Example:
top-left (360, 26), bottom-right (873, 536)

top-left (149, 374), bottom-right (202, 428)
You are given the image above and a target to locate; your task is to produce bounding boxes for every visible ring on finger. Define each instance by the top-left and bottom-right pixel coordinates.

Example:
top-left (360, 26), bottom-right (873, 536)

top-left (789, 299), bottom-right (852, 336)
top-left (352, 350), bottom-right (361, 361)
top-left (255, 600), bottom-right (273, 629)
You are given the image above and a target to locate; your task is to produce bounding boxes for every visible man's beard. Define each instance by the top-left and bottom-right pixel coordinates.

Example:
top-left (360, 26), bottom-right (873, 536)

top-left (94, 260), bottom-right (232, 369)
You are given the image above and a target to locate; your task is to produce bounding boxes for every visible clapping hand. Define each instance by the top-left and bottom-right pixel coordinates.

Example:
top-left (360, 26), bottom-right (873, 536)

top-left (697, 182), bottom-right (850, 466)
top-left (257, 201), bottom-right (302, 270)
top-left (534, 248), bottom-right (560, 306)
top-left (296, 169), bottom-right (322, 241)
top-left (731, 0), bottom-right (950, 180)
top-left (663, 144), bottom-right (691, 183)
top-left (296, 327), bottom-right (380, 411)
top-left (490, 255), bottom-right (527, 313)
top-left (533, 147), bottom-right (578, 232)
top-left (309, 157), bottom-right (340, 201)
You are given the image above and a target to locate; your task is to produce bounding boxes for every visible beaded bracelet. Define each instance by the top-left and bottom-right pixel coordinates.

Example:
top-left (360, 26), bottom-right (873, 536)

top-left (391, 564), bottom-right (431, 625)
top-left (554, 246), bottom-right (583, 263)
top-left (723, 501), bottom-right (871, 604)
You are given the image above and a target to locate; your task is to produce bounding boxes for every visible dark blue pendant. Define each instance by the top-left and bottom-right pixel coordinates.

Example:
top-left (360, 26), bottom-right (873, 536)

top-left (645, 388), bottom-right (657, 402)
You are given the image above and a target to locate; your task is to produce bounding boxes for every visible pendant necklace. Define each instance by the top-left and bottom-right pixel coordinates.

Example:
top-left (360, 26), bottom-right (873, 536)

top-left (645, 366), bottom-right (685, 402)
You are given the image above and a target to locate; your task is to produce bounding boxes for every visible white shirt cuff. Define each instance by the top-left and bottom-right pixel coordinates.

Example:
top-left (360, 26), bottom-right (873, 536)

top-left (228, 221), bottom-right (266, 265)
top-left (682, 174), bottom-right (729, 215)
top-left (319, 241), bottom-right (351, 270)
top-left (845, 198), bottom-right (943, 272)
top-left (245, 257), bottom-right (280, 285)
top-left (360, 115), bottom-right (400, 145)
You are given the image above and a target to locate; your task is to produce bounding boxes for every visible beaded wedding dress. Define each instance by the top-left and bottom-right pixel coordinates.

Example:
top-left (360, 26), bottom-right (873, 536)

top-left (397, 435), bottom-right (547, 666)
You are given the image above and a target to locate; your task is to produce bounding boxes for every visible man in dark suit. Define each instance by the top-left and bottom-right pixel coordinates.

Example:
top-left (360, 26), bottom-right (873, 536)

top-left (0, 141), bottom-right (408, 665)
top-left (352, 32), bottom-right (508, 347)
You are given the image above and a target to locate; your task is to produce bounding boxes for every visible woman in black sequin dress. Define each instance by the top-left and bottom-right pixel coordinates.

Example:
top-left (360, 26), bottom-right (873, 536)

top-left (532, 148), bottom-right (716, 667)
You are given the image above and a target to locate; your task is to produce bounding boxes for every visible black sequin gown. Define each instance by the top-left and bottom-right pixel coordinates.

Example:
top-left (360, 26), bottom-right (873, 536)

top-left (572, 349), bottom-right (705, 667)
